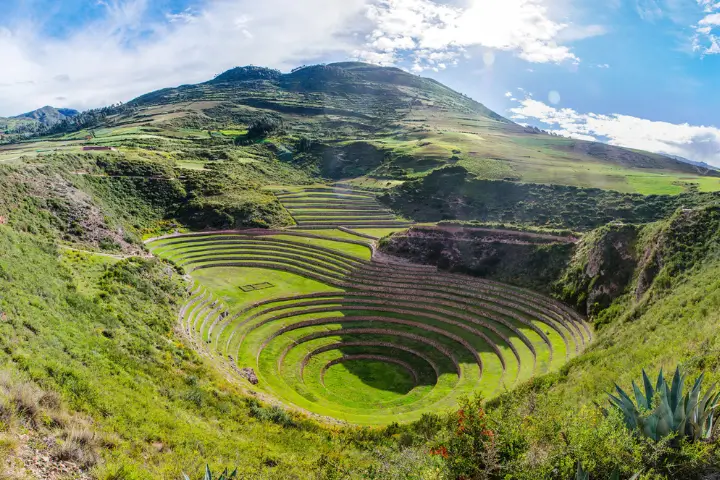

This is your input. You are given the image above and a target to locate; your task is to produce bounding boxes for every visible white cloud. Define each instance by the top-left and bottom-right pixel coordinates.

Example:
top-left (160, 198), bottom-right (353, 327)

top-left (0, 0), bottom-right (604, 115)
top-left (504, 91), bottom-right (513, 97)
top-left (699, 12), bottom-right (720, 24)
top-left (354, 0), bottom-right (601, 70)
top-left (693, 0), bottom-right (720, 54)
top-left (0, 0), bottom-right (368, 115)
top-left (509, 97), bottom-right (720, 166)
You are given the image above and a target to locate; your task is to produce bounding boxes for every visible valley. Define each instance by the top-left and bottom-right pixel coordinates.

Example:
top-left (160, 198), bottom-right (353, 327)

top-left (1, 62), bottom-right (720, 479)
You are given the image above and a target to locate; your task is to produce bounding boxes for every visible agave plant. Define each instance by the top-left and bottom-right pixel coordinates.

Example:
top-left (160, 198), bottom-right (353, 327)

top-left (608, 365), bottom-right (720, 442)
top-left (183, 465), bottom-right (237, 480)
top-left (575, 462), bottom-right (635, 480)
top-left (575, 462), bottom-right (590, 480)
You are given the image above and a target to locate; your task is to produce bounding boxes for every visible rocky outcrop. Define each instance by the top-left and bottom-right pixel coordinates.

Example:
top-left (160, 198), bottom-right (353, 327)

top-left (554, 224), bottom-right (640, 316)
top-left (238, 367), bottom-right (259, 385)
top-left (634, 206), bottom-right (720, 300)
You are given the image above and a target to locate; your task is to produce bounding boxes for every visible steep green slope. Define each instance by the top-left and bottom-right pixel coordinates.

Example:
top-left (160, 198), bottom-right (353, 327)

top-left (0, 227), bottom-right (392, 478)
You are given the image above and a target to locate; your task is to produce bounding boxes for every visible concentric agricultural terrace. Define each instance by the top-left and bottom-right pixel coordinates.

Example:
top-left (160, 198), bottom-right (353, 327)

top-left (147, 228), bottom-right (591, 425)
top-left (273, 185), bottom-right (413, 229)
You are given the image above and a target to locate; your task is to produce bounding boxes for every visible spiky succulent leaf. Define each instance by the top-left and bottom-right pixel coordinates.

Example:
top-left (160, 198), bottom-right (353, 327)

top-left (632, 381), bottom-right (648, 410)
top-left (575, 461), bottom-right (589, 480)
top-left (672, 394), bottom-right (688, 432)
top-left (656, 369), bottom-right (665, 394)
top-left (653, 397), bottom-right (672, 440)
top-left (642, 369), bottom-right (655, 407)
top-left (616, 384), bottom-right (636, 406)
top-left (669, 366), bottom-right (685, 412)
top-left (609, 391), bottom-right (639, 430)
top-left (640, 414), bottom-right (660, 442)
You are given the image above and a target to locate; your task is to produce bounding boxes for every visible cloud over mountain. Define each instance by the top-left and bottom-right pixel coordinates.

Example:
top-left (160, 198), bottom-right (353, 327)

top-left (509, 97), bottom-right (720, 166)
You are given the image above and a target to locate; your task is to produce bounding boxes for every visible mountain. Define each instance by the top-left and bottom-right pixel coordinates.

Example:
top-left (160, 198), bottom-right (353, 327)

top-left (13, 105), bottom-right (79, 126)
top-left (1, 106), bottom-right (79, 137)
top-left (3, 63), bottom-right (717, 193)
top-left (120, 62), bottom-right (718, 192)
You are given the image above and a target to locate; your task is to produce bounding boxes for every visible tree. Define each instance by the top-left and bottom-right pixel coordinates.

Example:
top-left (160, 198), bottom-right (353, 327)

top-left (246, 115), bottom-right (283, 139)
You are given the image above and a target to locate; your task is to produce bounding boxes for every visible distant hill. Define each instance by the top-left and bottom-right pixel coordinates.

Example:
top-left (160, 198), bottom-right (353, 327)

top-left (13, 106), bottom-right (79, 126)
top-left (662, 153), bottom-right (718, 172)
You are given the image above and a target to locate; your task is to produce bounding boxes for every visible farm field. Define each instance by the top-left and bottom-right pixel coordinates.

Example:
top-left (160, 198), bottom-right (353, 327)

top-left (147, 229), bottom-right (591, 425)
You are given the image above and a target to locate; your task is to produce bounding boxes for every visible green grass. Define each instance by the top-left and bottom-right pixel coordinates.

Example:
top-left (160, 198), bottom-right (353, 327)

top-left (175, 159), bottom-right (208, 170)
top-left (294, 229), bottom-right (375, 242)
top-left (275, 186), bottom-right (413, 229)
top-left (353, 228), bottom-right (407, 239)
top-left (219, 129), bottom-right (248, 136)
top-left (271, 234), bottom-right (373, 260)
top-left (190, 267), bottom-right (342, 312)
top-left (320, 359), bottom-right (417, 404)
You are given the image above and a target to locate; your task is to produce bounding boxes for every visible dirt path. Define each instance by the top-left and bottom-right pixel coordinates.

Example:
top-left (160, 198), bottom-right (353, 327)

top-left (69, 171), bottom-right (176, 180)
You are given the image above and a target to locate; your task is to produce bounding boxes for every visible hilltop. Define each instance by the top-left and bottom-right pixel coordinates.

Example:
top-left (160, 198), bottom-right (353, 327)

top-left (14, 106), bottom-right (80, 125)
top-left (1, 106), bottom-right (79, 139)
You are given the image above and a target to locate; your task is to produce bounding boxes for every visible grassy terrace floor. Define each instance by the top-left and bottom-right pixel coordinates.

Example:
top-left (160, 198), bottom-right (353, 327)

top-left (274, 185), bottom-right (414, 229)
top-left (147, 230), bottom-right (591, 425)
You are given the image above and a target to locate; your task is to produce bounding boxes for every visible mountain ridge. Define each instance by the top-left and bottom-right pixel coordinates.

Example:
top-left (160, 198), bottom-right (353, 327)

top-left (121, 61), bottom-right (719, 184)
top-left (2, 62), bottom-right (719, 194)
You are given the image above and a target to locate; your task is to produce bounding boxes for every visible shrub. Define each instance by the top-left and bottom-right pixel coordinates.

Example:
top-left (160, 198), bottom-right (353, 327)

top-left (431, 395), bottom-right (500, 480)
top-left (246, 398), bottom-right (295, 427)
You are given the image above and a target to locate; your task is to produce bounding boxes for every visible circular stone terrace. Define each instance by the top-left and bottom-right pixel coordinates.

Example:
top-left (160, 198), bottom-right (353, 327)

top-left (146, 188), bottom-right (591, 425)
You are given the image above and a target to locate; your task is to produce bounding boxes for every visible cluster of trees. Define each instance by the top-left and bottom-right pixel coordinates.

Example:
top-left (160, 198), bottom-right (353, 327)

top-left (1, 103), bottom-right (134, 143)
top-left (44, 103), bottom-right (133, 135)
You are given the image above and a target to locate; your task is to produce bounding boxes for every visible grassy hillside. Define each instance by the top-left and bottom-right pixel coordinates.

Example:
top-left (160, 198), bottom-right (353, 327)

top-left (0, 227), bottom-right (391, 478)
top-left (2, 62), bottom-right (719, 194)
top-left (381, 166), bottom-right (720, 231)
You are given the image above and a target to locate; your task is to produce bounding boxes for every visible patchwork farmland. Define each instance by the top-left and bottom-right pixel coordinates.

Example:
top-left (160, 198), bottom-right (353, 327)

top-left (274, 186), bottom-right (413, 229)
top-left (147, 229), bottom-right (591, 425)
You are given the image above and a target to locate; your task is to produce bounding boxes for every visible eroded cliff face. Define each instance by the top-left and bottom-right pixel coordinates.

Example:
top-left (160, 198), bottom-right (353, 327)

top-left (379, 226), bottom-right (576, 293)
top-left (380, 206), bottom-right (720, 320)
top-left (554, 224), bottom-right (641, 316)
top-left (555, 205), bottom-right (720, 318)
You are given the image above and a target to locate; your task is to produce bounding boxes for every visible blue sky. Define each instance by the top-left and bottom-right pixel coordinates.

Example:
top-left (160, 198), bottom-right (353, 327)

top-left (1, 0), bottom-right (719, 164)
